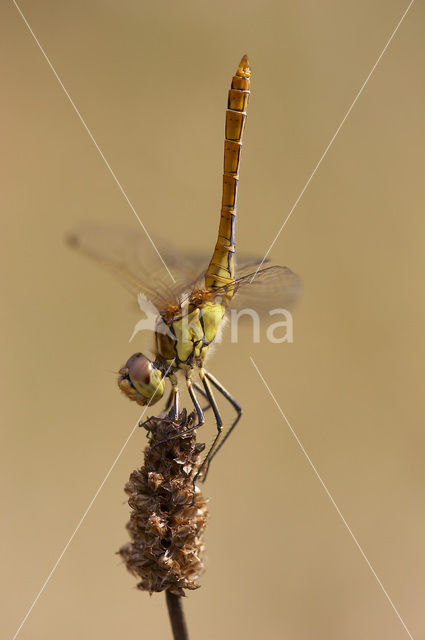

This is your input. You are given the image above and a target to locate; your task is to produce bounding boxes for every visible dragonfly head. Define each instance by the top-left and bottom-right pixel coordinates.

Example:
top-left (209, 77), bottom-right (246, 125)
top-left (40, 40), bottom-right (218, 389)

top-left (118, 353), bottom-right (165, 406)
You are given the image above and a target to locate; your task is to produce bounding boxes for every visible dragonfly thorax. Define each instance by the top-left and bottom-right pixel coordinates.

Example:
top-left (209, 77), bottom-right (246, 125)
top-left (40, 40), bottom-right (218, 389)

top-left (156, 299), bottom-right (227, 369)
top-left (117, 298), bottom-right (227, 407)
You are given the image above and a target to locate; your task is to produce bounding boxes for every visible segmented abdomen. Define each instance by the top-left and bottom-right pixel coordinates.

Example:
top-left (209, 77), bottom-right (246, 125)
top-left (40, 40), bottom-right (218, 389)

top-left (205, 55), bottom-right (251, 292)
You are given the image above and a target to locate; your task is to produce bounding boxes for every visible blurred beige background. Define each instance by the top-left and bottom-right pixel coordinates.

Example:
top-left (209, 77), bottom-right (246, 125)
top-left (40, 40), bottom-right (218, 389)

top-left (2, 1), bottom-right (425, 638)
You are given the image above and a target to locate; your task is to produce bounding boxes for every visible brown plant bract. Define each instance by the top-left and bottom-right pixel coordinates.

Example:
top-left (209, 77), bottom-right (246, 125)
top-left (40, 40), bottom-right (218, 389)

top-left (119, 410), bottom-right (209, 596)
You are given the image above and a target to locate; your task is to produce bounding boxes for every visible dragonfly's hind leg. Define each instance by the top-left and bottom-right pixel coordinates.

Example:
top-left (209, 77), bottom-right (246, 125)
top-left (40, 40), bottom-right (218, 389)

top-left (199, 370), bottom-right (242, 482)
top-left (191, 370), bottom-right (224, 495)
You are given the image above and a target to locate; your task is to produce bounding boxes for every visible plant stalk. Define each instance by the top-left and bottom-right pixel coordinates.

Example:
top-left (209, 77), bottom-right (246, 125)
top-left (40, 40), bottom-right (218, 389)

top-left (165, 591), bottom-right (189, 640)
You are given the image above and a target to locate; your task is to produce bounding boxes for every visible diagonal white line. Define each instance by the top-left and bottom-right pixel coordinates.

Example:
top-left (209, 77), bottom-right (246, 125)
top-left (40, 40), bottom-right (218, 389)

top-left (10, 360), bottom-right (175, 640)
top-left (250, 0), bottom-right (415, 283)
top-left (250, 356), bottom-right (414, 640)
top-left (11, 0), bottom-right (176, 284)
top-left (10, 417), bottom-right (140, 640)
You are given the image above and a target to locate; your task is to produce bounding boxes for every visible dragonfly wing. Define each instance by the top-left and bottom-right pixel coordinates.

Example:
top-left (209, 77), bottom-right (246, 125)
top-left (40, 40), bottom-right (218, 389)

top-left (66, 224), bottom-right (286, 311)
top-left (66, 224), bottom-right (204, 310)
top-left (216, 265), bottom-right (301, 314)
top-left (235, 255), bottom-right (271, 275)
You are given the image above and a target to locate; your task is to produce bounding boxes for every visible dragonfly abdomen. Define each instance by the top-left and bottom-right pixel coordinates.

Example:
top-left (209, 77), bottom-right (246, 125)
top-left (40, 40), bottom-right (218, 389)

top-left (205, 56), bottom-right (251, 292)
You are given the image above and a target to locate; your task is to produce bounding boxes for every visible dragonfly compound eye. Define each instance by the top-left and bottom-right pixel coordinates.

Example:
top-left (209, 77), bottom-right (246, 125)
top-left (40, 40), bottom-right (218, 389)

top-left (118, 353), bottom-right (165, 406)
top-left (125, 353), bottom-right (152, 385)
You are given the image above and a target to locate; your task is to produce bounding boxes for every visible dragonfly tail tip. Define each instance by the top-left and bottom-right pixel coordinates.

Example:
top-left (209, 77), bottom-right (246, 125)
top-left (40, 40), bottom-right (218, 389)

top-left (237, 54), bottom-right (250, 77)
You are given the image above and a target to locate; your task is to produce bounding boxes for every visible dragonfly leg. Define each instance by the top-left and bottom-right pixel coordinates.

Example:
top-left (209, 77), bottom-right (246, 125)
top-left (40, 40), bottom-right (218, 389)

top-left (191, 370), bottom-right (224, 500)
top-left (192, 381), bottom-right (212, 412)
top-left (162, 388), bottom-right (175, 413)
top-left (151, 376), bottom-right (205, 450)
top-left (168, 385), bottom-right (180, 421)
top-left (186, 378), bottom-right (205, 426)
top-left (200, 370), bottom-right (242, 482)
top-left (157, 388), bottom-right (175, 419)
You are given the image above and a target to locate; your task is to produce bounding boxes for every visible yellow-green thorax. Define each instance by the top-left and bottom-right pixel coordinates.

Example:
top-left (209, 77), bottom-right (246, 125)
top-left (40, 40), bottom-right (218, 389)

top-left (156, 298), bottom-right (227, 369)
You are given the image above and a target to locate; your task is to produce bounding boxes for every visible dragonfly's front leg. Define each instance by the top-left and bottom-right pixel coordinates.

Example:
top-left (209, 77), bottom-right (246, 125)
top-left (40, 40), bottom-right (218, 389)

top-left (186, 377), bottom-right (205, 427)
top-left (151, 374), bottom-right (206, 450)
top-left (159, 388), bottom-right (175, 417)
top-left (167, 382), bottom-right (180, 421)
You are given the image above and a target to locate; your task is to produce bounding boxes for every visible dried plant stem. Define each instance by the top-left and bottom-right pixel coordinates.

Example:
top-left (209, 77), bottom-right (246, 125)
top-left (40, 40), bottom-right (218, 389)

top-left (166, 590), bottom-right (190, 640)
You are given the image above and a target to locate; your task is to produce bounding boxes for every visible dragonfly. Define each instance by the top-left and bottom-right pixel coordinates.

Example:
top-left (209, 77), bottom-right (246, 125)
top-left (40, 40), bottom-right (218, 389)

top-left (68, 55), bottom-right (300, 489)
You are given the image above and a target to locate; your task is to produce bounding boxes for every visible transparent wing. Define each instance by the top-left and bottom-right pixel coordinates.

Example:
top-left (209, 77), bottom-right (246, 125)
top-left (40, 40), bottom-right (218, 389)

top-left (66, 224), bottom-right (205, 310)
top-left (214, 265), bottom-right (301, 313)
top-left (177, 254), bottom-right (273, 300)
top-left (66, 224), bottom-right (274, 311)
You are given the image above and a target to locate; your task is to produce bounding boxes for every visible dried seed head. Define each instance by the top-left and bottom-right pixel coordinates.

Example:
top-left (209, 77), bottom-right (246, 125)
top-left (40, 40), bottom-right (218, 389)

top-left (118, 410), bottom-right (209, 596)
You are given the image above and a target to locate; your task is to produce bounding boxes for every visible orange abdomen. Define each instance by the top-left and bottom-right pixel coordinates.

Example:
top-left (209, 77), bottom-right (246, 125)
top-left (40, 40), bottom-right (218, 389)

top-left (205, 56), bottom-right (251, 292)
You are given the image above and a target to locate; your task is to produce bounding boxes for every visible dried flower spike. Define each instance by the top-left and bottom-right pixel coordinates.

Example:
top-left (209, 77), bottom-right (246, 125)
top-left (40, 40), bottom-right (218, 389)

top-left (119, 410), bottom-right (209, 596)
